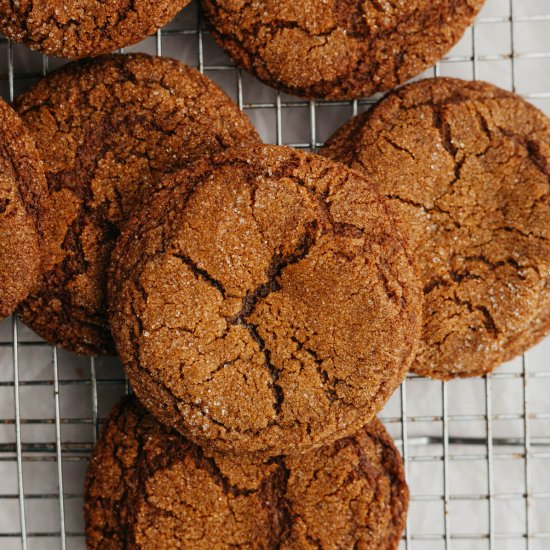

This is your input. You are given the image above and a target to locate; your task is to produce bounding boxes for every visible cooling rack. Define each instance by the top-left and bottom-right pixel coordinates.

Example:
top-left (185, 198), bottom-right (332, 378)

top-left (1, 1), bottom-right (549, 549)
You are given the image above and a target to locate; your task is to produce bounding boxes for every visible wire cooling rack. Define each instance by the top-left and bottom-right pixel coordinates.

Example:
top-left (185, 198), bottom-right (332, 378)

top-left (1, 1), bottom-right (550, 549)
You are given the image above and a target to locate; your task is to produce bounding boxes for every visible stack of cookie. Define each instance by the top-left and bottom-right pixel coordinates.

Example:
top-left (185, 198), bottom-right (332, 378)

top-left (1, 1), bottom-right (550, 548)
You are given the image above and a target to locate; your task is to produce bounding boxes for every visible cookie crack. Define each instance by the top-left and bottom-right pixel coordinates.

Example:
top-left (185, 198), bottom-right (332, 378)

top-left (476, 304), bottom-right (498, 336)
top-left (498, 225), bottom-right (549, 243)
top-left (226, 220), bottom-right (318, 414)
top-left (424, 255), bottom-right (532, 297)
top-left (463, 254), bottom-right (523, 273)
top-left (424, 270), bottom-right (482, 294)
top-left (195, 449), bottom-right (258, 497)
top-left (264, 458), bottom-right (292, 548)
top-left (432, 104), bottom-right (463, 183)
top-left (386, 193), bottom-right (461, 227)
top-left (235, 319), bottom-right (284, 414)
top-left (0, 197), bottom-right (10, 214)
top-left (444, 293), bottom-right (500, 338)
top-left (383, 136), bottom-right (416, 160)
top-left (174, 253), bottom-right (227, 297)
top-left (526, 139), bottom-right (550, 182)
top-left (238, 219), bottom-right (318, 320)
top-left (204, 358), bottom-right (239, 383)
top-left (0, 125), bottom-right (45, 235)
top-left (291, 335), bottom-right (338, 403)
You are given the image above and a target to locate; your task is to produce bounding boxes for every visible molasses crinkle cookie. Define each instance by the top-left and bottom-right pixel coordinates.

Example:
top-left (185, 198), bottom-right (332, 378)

top-left (15, 53), bottom-right (259, 356)
top-left (200, 0), bottom-right (485, 99)
top-left (109, 144), bottom-right (422, 456)
top-left (323, 77), bottom-right (550, 379)
top-left (0, 97), bottom-right (47, 319)
top-left (85, 396), bottom-right (409, 549)
top-left (0, 0), bottom-right (191, 59)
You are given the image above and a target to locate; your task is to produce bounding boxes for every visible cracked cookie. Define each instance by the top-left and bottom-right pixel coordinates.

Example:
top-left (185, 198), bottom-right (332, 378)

top-left (15, 53), bottom-right (259, 356)
top-left (0, 97), bottom-right (47, 319)
top-left (109, 144), bottom-right (422, 456)
top-left (322, 77), bottom-right (550, 379)
top-left (0, 0), bottom-right (191, 59)
top-left (85, 395), bottom-right (409, 549)
top-left (200, 0), bottom-right (484, 100)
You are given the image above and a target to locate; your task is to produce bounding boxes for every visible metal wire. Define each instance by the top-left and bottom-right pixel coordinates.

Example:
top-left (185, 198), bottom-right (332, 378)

top-left (1, 0), bottom-right (550, 548)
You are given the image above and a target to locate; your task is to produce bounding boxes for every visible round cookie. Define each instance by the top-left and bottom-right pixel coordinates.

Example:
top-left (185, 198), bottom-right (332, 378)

top-left (322, 77), bottom-right (550, 379)
top-left (0, 0), bottom-right (191, 59)
top-left (200, 0), bottom-right (484, 100)
top-left (85, 396), bottom-right (409, 550)
top-left (109, 144), bottom-right (422, 456)
top-left (15, 53), bottom-right (259, 356)
top-left (0, 97), bottom-right (47, 320)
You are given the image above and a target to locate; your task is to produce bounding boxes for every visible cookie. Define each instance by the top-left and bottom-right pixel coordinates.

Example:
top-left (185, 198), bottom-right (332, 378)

top-left (15, 53), bottom-right (260, 356)
top-left (200, 0), bottom-right (484, 100)
top-left (0, 97), bottom-right (47, 320)
top-left (109, 144), bottom-right (422, 456)
top-left (0, 0), bottom-right (191, 59)
top-left (85, 395), bottom-right (409, 549)
top-left (322, 77), bottom-right (550, 379)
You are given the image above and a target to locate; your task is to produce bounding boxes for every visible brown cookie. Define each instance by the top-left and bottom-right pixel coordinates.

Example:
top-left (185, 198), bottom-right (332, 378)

top-left (109, 144), bottom-right (422, 456)
top-left (322, 77), bottom-right (550, 379)
top-left (85, 395), bottom-right (409, 549)
top-left (0, 0), bottom-right (190, 59)
top-left (200, 0), bottom-right (484, 100)
top-left (0, 97), bottom-right (47, 320)
top-left (15, 53), bottom-right (259, 356)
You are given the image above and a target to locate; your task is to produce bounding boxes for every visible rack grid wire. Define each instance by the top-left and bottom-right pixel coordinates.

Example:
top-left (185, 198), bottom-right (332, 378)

top-left (1, 0), bottom-right (550, 549)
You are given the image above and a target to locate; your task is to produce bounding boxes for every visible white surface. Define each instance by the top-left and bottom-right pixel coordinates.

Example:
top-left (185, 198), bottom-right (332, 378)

top-left (1, 0), bottom-right (550, 548)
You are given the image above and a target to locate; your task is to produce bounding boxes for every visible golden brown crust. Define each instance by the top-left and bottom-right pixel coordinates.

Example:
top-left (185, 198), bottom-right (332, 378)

top-left (0, 97), bottom-right (47, 319)
top-left (14, 53), bottom-right (260, 356)
top-left (0, 0), bottom-right (191, 59)
top-left (322, 77), bottom-right (550, 379)
top-left (85, 396), bottom-right (409, 549)
top-left (108, 144), bottom-right (422, 455)
top-left (200, 0), bottom-right (484, 100)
